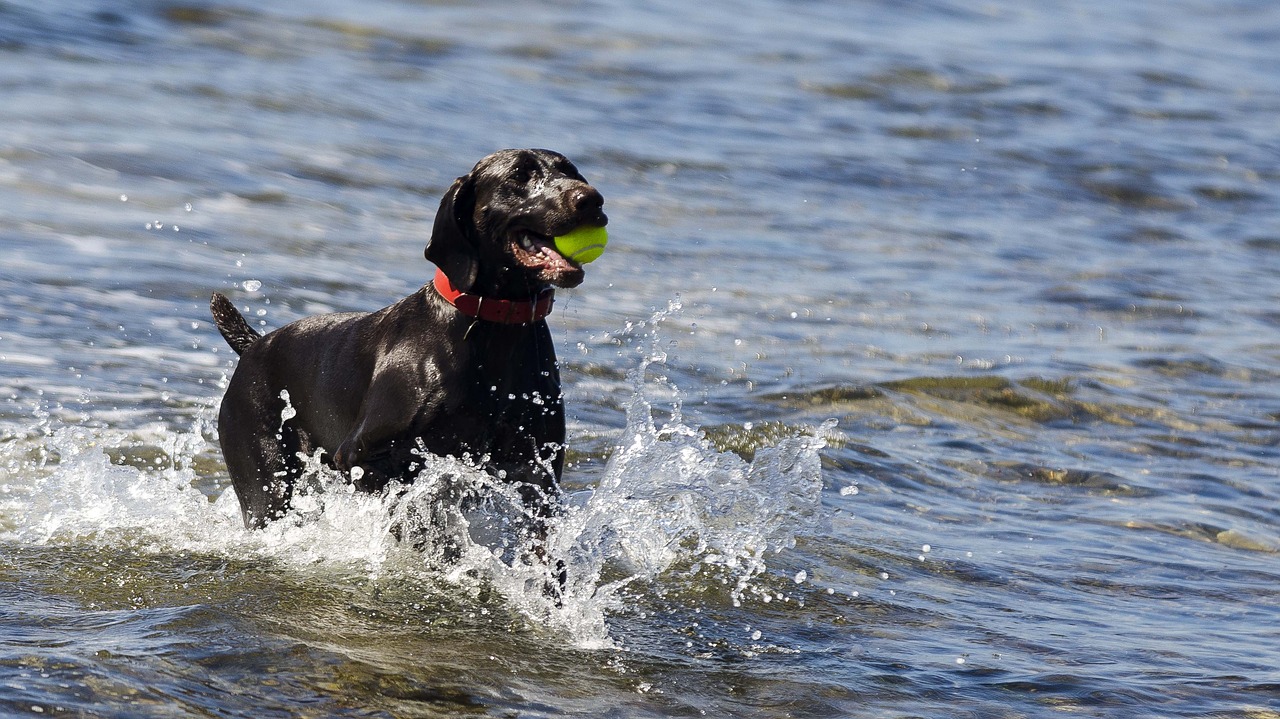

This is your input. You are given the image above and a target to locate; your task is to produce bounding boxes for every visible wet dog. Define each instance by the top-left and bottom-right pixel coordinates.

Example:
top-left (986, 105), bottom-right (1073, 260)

top-left (210, 149), bottom-right (606, 529)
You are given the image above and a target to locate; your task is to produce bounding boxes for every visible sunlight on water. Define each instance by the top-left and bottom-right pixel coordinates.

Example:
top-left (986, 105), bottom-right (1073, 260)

top-left (0, 303), bottom-right (830, 648)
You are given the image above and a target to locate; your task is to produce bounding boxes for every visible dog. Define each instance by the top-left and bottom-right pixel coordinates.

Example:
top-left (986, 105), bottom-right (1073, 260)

top-left (210, 148), bottom-right (607, 530)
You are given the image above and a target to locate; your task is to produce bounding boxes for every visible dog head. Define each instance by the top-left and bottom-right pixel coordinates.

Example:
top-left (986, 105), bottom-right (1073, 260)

top-left (426, 149), bottom-right (607, 296)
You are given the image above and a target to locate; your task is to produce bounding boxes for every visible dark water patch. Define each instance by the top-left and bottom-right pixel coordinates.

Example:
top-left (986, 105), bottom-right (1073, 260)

top-left (589, 148), bottom-right (731, 176)
top-left (886, 125), bottom-right (974, 141)
top-left (0, 2), bottom-right (153, 58)
top-left (1258, 310), bottom-right (1280, 329)
top-left (155, 4), bottom-right (452, 66)
top-left (936, 439), bottom-right (993, 454)
top-left (1128, 107), bottom-right (1223, 122)
top-left (1192, 185), bottom-right (1268, 203)
top-left (303, 18), bottom-right (453, 59)
top-left (866, 66), bottom-right (1009, 95)
top-left (1129, 434), bottom-right (1222, 463)
top-left (804, 65), bottom-right (1007, 115)
top-left (282, 162), bottom-right (397, 190)
top-left (1135, 69), bottom-right (1210, 90)
top-left (1000, 99), bottom-right (1067, 117)
top-left (1110, 225), bottom-right (1185, 244)
top-left (1076, 177), bottom-right (1191, 211)
top-left (1039, 285), bottom-right (1196, 321)
top-left (956, 460), bottom-right (1152, 498)
top-left (1121, 520), bottom-right (1278, 554)
top-left (1132, 354), bottom-right (1230, 378)
top-left (824, 447), bottom-right (949, 498)
top-left (1245, 236), bottom-right (1280, 252)
top-left (760, 385), bottom-right (883, 408)
top-left (229, 187), bottom-right (292, 205)
top-left (761, 376), bottom-right (1147, 429)
top-left (564, 361), bottom-right (630, 382)
top-left (804, 81), bottom-right (885, 101)
top-left (880, 375), bottom-right (1107, 426)
top-left (506, 43), bottom-right (560, 61)
top-left (158, 4), bottom-right (237, 27)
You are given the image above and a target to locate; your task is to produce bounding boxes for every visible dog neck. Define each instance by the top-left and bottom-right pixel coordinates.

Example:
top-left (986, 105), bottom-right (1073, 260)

top-left (432, 269), bottom-right (554, 324)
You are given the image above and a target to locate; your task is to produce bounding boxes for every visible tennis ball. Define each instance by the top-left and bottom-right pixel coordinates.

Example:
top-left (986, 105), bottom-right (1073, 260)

top-left (553, 225), bottom-right (608, 264)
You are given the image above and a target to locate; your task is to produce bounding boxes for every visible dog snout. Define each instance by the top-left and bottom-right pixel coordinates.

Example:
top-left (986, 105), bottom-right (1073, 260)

top-left (568, 185), bottom-right (606, 223)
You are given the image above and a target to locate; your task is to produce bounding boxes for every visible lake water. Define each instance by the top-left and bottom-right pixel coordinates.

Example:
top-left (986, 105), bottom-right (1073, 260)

top-left (2, 0), bottom-right (1279, 716)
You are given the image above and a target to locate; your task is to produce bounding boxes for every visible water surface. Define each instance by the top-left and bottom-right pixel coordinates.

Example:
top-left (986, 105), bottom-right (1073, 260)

top-left (2, 0), bottom-right (1279, 717)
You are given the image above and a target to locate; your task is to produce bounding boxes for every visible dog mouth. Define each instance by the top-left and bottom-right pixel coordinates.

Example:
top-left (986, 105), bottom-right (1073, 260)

top-left (510, 229), bottom-right (585, 287)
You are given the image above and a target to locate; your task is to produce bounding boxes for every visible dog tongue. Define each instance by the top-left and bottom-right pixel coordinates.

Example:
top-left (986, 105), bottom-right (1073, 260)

top-left (514, 233), bottom-right (576, 275)
top-left (537, 244), bottom-right (576, 272)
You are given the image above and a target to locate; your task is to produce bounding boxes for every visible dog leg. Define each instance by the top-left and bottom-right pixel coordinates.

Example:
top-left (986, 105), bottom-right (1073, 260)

top-left (220, 412), bottom-right (297, 528)
top-left (333, 371), bottom-right (439, 490)
top-left (218, 372), bottom-right (304, 528)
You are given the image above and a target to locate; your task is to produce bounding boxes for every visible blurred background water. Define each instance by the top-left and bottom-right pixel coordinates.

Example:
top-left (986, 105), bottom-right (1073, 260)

top-left (1, 0), bottom-right (1279, 717)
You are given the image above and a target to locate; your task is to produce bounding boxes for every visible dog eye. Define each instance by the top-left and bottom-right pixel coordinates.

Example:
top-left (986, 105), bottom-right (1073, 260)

top-left (552, 160), bottom-right (582, 181)
top-left (511, 164), bottom-right (535, 185)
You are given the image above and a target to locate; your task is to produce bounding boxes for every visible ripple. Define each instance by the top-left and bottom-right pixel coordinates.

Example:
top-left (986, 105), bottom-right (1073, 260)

top-left (959, 461), bottom-right (1155, 498)
top-left (1076, 177), bottom-right (1192, 211)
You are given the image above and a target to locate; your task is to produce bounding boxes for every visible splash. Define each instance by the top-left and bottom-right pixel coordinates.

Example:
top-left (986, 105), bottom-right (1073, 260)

top-left (0, 302), bottom-right (831, 647)
top-left (530, 301), bottom-right (831, 644)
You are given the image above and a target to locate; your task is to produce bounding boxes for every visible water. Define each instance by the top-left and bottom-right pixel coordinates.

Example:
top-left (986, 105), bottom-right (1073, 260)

top-left (1, 0), bottom-right (1278, 716)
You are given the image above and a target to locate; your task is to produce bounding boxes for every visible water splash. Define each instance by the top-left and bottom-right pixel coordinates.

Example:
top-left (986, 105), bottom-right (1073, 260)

top-left (0, 302), bottom-right (831, 647)
top-left (531, 302), bottom-right (830, 644)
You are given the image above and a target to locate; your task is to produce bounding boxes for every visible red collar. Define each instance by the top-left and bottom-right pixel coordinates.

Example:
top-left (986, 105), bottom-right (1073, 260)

top-left (432, 269), bottom-right (555, 324)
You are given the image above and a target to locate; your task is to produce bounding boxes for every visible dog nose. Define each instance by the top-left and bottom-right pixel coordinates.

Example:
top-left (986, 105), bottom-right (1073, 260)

top-left (570, 185), bottom-right (604, 215)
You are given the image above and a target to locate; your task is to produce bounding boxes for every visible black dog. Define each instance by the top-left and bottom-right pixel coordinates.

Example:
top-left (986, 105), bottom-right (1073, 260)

top-left (210, 149), bottom-right (606, 529)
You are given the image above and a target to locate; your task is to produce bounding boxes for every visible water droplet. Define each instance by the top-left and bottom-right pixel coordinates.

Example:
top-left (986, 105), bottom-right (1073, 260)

top-left (185, 203), bottom-right (193, 212)
top-left (922, 544), bottom-right (931, 553)
top-left (242, 280), bottom-right (262, 292)
top-left (119, 194), bottom-right (128, 202)
top-left (794, 570), bottom-right (807, 584)
top-left (751, 630), bottom-right (762, 641)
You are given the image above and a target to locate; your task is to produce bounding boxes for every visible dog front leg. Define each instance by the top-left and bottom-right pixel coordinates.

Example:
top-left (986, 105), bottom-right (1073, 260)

top-left (332, 376), bottom-right (437, 491)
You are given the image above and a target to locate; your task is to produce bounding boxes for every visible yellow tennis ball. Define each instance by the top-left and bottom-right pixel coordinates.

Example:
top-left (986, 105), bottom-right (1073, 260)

top-left (554, 225), bottom-right (609, 264)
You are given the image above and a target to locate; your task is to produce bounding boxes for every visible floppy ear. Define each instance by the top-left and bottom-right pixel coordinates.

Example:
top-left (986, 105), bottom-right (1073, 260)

top-left (424, 174), bottom-right (479, 292)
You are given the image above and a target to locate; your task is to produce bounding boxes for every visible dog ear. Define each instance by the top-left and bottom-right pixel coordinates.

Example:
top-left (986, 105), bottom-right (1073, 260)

top-left (425, 173), bottom-right (479, 291)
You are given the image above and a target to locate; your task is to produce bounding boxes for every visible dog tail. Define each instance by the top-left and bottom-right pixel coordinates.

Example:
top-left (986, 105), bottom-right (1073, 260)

top-left (210, 292), bottom-right (261, 356)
